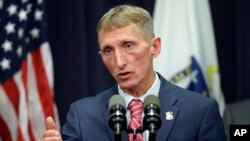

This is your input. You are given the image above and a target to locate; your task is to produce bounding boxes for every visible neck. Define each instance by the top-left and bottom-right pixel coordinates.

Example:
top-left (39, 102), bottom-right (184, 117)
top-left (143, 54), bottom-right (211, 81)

top-left (123, 72), bottom-right (156, 98)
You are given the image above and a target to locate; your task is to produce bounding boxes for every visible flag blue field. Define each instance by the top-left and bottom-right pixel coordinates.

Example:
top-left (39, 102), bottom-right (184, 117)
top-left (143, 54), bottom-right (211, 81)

top-left (153, 0), bottom-right (225, 115)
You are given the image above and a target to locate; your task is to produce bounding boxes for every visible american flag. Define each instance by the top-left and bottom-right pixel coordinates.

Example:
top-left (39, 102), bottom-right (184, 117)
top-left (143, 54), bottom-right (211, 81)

top-left (0, 0), bottom-right (60, 141)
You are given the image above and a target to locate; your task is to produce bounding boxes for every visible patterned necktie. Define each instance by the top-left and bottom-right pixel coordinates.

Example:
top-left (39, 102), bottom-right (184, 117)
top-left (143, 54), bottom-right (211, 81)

top-left (128, 99), bottom-right (143, 141)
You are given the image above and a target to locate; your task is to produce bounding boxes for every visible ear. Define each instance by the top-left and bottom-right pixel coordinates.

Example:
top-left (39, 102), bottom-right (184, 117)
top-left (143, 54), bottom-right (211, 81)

top-left (151, 37), bottom-right (161, 58)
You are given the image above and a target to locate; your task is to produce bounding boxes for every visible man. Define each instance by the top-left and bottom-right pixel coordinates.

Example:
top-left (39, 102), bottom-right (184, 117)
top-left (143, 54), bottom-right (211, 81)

top-left (42, 4), bottom-right (226, 141)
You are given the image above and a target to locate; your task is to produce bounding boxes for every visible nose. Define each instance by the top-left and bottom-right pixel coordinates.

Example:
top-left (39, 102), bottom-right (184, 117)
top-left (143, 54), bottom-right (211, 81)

top-left (115, 50), bottom-right (126, 69)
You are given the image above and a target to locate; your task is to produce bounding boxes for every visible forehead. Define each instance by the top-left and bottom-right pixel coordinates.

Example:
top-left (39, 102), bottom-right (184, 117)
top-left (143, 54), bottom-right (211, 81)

top-left (98, 23), bottom-right (142, 45)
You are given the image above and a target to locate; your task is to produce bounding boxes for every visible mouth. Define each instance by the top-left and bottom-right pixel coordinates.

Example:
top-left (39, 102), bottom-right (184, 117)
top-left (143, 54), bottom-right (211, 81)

top-left (117, 72), bottom-right (132, 80)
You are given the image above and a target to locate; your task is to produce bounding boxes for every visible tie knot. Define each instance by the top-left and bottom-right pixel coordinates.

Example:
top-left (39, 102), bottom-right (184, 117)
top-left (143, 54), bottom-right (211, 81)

top-left (128, 99), bottom-right (143, 118)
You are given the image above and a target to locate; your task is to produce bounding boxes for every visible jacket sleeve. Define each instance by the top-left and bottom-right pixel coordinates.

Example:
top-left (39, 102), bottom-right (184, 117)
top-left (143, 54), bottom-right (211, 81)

top-left (61, 103), bottom-right (82, 141)
top-left (198, 100), bottom-right (227, 141)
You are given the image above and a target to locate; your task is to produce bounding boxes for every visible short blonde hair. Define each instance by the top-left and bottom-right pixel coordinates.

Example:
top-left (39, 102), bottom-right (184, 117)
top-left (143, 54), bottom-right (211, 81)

top-left (97, 4), bottom-right (155, 41)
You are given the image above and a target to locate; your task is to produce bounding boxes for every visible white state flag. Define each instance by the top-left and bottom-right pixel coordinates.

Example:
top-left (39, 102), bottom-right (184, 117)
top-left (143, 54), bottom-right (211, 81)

top-left (153, 0), bottom-right (225, 115)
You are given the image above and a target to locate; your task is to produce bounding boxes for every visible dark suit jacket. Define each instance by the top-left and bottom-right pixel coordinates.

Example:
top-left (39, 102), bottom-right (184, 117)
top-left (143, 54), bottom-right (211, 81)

top-left (61, 74), bottom-right (226, 141)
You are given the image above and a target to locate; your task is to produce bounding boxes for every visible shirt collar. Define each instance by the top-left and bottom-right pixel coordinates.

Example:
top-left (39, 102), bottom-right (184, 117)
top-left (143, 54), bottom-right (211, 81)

top-left (118, 72), bottom-right (161, 108)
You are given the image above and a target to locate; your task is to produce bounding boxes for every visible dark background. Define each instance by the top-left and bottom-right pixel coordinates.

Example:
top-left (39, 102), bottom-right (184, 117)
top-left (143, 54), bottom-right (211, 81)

top-left (45, 0), bottom-right (250, 126)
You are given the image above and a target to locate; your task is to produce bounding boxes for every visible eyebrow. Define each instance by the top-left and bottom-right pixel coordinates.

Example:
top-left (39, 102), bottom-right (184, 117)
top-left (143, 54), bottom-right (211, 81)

top-left (100, 44), bottom-right (113, 50)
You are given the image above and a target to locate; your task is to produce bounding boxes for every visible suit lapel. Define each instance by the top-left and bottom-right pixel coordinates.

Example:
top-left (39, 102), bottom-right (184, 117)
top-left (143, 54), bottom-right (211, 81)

top-left (103, 105), bottom-right (130, 141)
top-left (102, 86), bottom-right (129, 141)
top-left (156, 100), bottom-right (179, 141)
top-left (156, 76), bottom-right (180, 141)
top-left (103, 103), bottom-right (114, 140)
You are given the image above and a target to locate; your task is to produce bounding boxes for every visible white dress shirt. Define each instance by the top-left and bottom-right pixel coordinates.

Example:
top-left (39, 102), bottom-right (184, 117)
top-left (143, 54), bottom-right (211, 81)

top-left (118, 72), bottom-right (161, 141)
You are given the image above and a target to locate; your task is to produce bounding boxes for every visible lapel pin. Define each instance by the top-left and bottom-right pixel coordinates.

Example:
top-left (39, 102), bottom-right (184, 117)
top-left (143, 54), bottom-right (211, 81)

top-left (165, 112), bottom-right (174, 120)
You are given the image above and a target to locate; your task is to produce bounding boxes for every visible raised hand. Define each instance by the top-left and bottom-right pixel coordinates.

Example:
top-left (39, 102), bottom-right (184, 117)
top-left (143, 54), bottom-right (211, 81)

top-left (41, 116), bottom-right (62, 141)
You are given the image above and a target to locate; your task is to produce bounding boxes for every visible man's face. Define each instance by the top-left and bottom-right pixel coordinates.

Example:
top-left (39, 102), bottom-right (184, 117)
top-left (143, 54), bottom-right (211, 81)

top-left (98, 23), bottom-right (160, 94)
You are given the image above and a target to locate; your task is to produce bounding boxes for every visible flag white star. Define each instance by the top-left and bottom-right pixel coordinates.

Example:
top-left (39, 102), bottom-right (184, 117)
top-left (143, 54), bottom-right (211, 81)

top-left (4, 22), bottom-right (15, 34)
top-left (30, 28), bottom-right (39, 38)
top-left (0, 0), bottom-right (3, 10)
top-left (18, 9), bottom-right (28, 21)
top-left (38, 0), bottom-right (43, 4)
top-left (16, 46), bottom-right (23, 57)
top-left (22, 0), bottom-right (28, 3)
top-left (190, 70), bottom-right (199, 83)
top-left (7, 4), bottom-right (17, 16)
top-left (1, 40), bottom-right (13, 52)
top-left (26, 4), bottom-right (33, 14)
top-left (18, 28), bottom-right (24, 39)
top-left (0, 58), bottom-right (11, 71)
top-left (35, 9), bottom-right (43, 21)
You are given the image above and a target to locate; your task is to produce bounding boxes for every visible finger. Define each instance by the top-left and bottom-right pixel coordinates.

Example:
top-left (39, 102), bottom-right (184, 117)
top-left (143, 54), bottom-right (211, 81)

top-left (46, 116), bottom-right (56, 130)
top-left (42, 135), bottom-right (62, 141)
top-left (43, 130), bottom-right (61, 137)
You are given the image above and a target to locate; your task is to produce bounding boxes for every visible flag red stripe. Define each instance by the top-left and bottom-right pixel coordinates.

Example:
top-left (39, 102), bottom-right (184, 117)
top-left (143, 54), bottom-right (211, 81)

top-left (31, 48), bottom-right (55, 120)
top-left (2, 70), bottom-right (26, 141)
top-left (28, 121), bottom-right (35, 141)
top-left (21, 59), bottom-right (28, 99)
top-left (21, 59), bottom-right (36, 141)
top-left (17, 126), bottom-right (24, 141)
top-left (2, 78), bottom-right (20, 117)
top-left (21, 53), bottom-right (35, 141)
top-left (0, 116), bottom-right (12, 141)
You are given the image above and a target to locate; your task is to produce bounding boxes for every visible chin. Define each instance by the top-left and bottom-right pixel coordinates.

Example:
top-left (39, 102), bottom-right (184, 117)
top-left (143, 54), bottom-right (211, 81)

top-left (119, 84), bottom-right (130, 90)
top-left (119, 83), bottom-right (137, 91)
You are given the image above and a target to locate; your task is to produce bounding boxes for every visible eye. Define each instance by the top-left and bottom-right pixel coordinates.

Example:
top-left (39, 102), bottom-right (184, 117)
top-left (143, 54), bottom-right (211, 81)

top-left (124, 43), bottom-right (134, 50)
top-left (102, 47), bottom-right (113, 56)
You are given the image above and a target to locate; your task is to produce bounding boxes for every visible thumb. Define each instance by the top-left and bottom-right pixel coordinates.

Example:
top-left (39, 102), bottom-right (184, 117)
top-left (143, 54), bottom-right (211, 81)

top-left (46, 116), bottom-right (57, 130)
